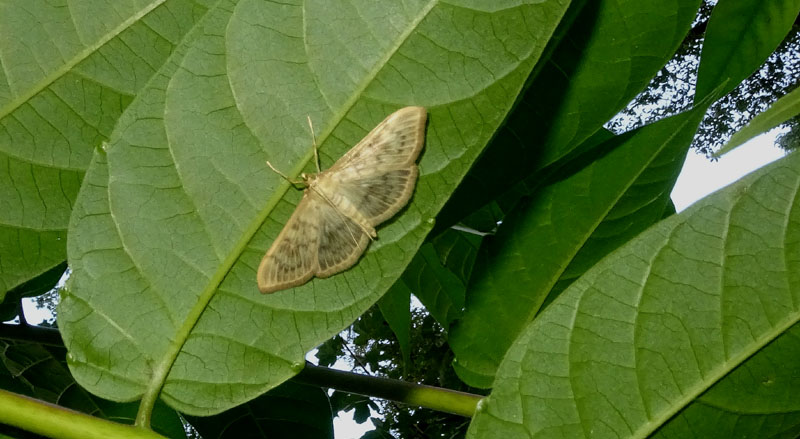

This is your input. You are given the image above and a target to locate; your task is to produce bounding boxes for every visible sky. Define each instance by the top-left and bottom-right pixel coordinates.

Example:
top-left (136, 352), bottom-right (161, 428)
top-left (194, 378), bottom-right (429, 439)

top-left (671, 129), bottom-right (786, 212)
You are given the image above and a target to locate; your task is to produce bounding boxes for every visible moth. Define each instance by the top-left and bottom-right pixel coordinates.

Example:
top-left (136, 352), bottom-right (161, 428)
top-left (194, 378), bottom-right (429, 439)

top-left (257, 106), bottom-right (427, 293)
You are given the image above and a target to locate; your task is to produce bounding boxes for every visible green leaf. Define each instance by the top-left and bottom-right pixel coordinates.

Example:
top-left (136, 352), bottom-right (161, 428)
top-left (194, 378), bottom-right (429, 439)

top-left (353, 398), bottom-right (374, 424)
top-left (59, 0), bottom-right (572, 418)
top-left (467, 151), bottom-right (800, 438)
top-left (437, 0), bottom-right (702, 231)
top-left (185, 381), bottom-right (333, 439)
top-left (449, 106), bottom-right (706, 388)
top-left (403, 229), bottom-right (481, 330)
top-left (378, 282), bottom-right (412, 370)
top-left (716, 85), bottom-right (800, 157)
top-left (533, 0), bottom-right (702, 167)
top-left (0, 340), bottom-right (183, 438)
top-left (695, 0), bottom-right (800, 102)
top-left (0, 0), bottom-right (213, 298)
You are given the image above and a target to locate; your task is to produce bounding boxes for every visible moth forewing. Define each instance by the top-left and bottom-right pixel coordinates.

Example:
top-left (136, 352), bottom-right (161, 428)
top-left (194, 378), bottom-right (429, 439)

top-left (257, 106), bottom-right (427, 294)
top-left (257, 191), bottom-right (320, 294)
top-left (328, 106), bottom-right (427, 173)
top-left (313, 196), bottom-right (371, 278)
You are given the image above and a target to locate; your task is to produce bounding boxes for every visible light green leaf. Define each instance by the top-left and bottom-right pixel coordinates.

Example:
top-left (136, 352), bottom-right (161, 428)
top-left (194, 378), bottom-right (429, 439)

top-left (468, 151), bottom-right (800, 438)
top-left (695, 0), bottom-right (800, 102)
top-left (59, 0), bottom-right (572, 418)
top-left (0, 0), bottom-right (213, 298)
top-left (716, 85), bottom-right (800, 157)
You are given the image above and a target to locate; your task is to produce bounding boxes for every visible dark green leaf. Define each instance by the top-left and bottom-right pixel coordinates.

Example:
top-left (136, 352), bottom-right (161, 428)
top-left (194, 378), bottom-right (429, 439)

top-left (316, 336), bottom-right (345, 368)
top-left (403, 229), bottom-right (481, 331)
top-left (0, 263), bottom-right (65, 322)
top-left (450, 106), bottom-right (706, 388)
top-left (186, 381), bottom-right (333, 439)
top-left (353, 399), bottom-right (372, 424)
top-left (695, 0), bottom-right (800, 102)
top-left (378, 282), bottom-right (412, 369)
top-left (0, 340), bottom-right (183, 438)
top-left (437, 0), bottom-right (702, 232)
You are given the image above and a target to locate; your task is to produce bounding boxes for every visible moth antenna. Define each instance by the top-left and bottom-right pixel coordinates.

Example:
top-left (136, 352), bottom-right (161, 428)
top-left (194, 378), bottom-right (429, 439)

top-left (266, 161), bottom-right (304, 186)
top-left (307, 115), bottom-right (321, 173)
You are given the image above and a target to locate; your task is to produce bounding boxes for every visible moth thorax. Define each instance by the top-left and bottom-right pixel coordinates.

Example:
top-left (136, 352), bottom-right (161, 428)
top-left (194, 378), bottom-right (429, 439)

top-left (302, 173), bottom-right (318, 186)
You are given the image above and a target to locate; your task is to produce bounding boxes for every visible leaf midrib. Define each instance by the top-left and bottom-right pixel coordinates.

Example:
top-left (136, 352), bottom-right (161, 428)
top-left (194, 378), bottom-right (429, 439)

top-left (135, 0), bottom-right (439, 424)
top-left (0, 0), bottom-right (167, 125)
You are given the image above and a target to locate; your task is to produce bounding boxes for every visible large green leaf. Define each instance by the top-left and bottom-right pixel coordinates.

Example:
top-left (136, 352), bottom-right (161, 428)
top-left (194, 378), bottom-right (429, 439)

top-left (695, 0), bottom-right (800, 103)
top-left (468, 151), bottom-right (800, 438)
top-left (449, 105), bottom-right (706, 388)
top-left (0, 0), bottom-right (212, 299)
top-left (59, 0), bottom-right (572, 418)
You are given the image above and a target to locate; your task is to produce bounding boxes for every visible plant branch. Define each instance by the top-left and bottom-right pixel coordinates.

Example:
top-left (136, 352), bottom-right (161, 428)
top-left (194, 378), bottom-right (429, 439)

top-left (0, 325), bottom-right (483, 418)
top-left (0, 389), bottom-right (166, 439)
top-left (0, 323), bottom-right (63, 346)
top-left (294, 362), bottom-right (482, 418)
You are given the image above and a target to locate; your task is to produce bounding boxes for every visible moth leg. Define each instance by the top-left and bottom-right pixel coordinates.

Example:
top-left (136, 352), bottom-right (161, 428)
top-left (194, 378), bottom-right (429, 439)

top-left (266, 161), bottom-right (305, 188)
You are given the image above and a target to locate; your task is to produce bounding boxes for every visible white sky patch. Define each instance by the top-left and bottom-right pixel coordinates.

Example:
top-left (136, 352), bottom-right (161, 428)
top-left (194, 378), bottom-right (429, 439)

top-left (671, 128), bottom-right (787, 212)
top-left (333, 410), bottom-right (376, 439)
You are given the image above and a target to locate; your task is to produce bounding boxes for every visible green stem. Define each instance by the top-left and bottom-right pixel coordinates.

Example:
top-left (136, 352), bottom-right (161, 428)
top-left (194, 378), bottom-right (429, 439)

top-left (0, 389), bottom-right (165, 439)
top-left (294, 363), bottom-right (482, 417)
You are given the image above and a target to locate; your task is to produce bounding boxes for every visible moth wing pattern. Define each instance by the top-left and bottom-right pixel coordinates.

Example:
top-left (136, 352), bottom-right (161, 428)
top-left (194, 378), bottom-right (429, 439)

top-left (258, 106), bottom-right (427, 293)
top-left (257, 194), bottom-right (320, 294)
top-left (257, 189), bottom-right (370, 293)
top-left (326, 106), bottom-right (426, 224)
top-left (314, 195), bottom-right (371, 278)
top-left (328, 106), bottom-right (426, 174)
